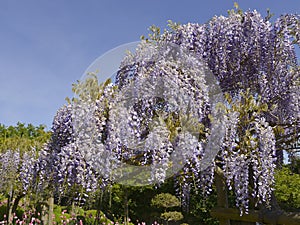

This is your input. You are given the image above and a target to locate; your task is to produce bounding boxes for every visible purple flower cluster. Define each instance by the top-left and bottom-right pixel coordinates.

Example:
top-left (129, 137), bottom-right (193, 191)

top-left (0, 149), bottom-right (37, 196)
top-left (36, 105), bottom-right (101, 202)
top-left (163, 10), bottom-right (299, 212)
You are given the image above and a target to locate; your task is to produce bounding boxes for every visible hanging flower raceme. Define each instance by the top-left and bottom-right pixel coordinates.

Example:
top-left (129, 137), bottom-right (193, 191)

top-left (63, 35), bottom-right (216, 186)
top-left (36, 104), bottom-right (101, 202)
top-left (105, 37), bottom-right (222, 186)
top-left (162, 9), bottom-right (299, 212)
top-left (0, 149), bottom-right (37, 195)
top-left (36, 105), bottom-right (74, 192)
top-left (0, 150), bottom-right (20, 193)
top-left (19, 149), bottom-right (38, 193)
top-left (220, 91), bottom-right (277, 213)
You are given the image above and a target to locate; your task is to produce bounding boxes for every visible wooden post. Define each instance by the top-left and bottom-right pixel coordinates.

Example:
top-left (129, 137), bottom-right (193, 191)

top-left (41, 202), bottom-right (48, 224)
top-left (214, 166), bottom-right (230, 225)
top-left (48, 196), bottom-right (54, 225)
top-left (211, 207), bottom-right (300, 225)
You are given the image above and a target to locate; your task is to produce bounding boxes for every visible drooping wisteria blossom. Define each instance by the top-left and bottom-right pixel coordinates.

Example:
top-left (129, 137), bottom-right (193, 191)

top-left (69, 40), bottom-right (218, 187)
top-left (0, 149), bottom-right (37, 195)
top-left (36, 105), bottom-right (101, 202)
top-left (111, 40), bottom-right (217, 184)
top-left (35, 105), bottom-right (73, 193)
top-left (48, 8), bottom-right (299, 213)
top-left (118, 9), bottom-right (298, 212)
top-left (218, 92), bottom-right (277, 213)
top-left (152, 10), bottom-right (298, 212)
top-left (19, 150), bottom-right (38, 193)
top-left (0, 150), bottom-right (20, 194)
top-left (171, 10), bottom-right (299, 144)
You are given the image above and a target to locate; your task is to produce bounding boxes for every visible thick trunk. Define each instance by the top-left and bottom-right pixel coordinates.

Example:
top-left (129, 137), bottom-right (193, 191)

top-left (7, 189), bottom-right (14, 224)
top-left (11, 194), bottom-right (25, 215)
top-left (95, 191), bottom-right (103, 225)
top-left (124, 187), bottom-right (129, 225)
top-left (275, 149), bottom-right (284, 168)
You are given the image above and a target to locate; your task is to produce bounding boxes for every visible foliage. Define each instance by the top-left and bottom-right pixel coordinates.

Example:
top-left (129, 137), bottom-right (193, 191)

top-left (185, 188), bottom-right (218, 225)
top-left (0, 202), bottom-right (113, 225)
top-left (151, 193), bottom-right (183, 224)
top-left (289, 155), bottom-right (300, 174)
top-left (160, 211), bottom-right (183, 222)
top-left (274, 166), bottom-right (300, 210)
top-left (0, 123), bottom-right (50, 196)
top-left (0, 123), bottom-right (50, 152)
top-left (151, 193), bottom-right (180, 210)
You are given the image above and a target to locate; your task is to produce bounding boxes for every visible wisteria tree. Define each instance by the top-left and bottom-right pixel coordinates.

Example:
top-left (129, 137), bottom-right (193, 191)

top-left (48, 6), bottom-right (299, 225)
top-left (0, 123), bottom-right (50, 223)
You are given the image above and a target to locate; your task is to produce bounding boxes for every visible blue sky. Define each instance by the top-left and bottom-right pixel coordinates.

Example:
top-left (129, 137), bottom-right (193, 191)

top-left (0, 0), bottom-right (299, 129)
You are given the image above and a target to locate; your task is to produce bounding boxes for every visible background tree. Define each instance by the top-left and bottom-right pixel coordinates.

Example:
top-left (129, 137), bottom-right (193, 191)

top-left (0, 123), bottom-right (50, 223)
top-left (151, 193), bottom-right (181, 210)
top-left (274, 166), bottom-right (300, 211)
top-left (151, 193), bottom-right (183, 224)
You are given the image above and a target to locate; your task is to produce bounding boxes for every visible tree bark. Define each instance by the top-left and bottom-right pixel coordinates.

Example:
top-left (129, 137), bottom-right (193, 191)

top-left (7, 189), bottom-right (14, 224)
top-left (95, 191), bottom-right (103, 225)
top-left (11, 194), bottom-right (25, 215)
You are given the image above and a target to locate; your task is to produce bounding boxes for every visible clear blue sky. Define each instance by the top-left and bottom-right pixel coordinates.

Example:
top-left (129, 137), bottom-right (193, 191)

top-left (0, 0), bottom-right (299, 129)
